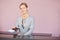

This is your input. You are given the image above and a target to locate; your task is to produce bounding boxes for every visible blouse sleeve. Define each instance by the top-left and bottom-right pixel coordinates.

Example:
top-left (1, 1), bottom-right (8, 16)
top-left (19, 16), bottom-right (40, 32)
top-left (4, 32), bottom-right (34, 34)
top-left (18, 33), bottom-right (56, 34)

top-left (15, 17), bottom-right (20, 28)
top-left (24, 17), bottom-right (35, 35)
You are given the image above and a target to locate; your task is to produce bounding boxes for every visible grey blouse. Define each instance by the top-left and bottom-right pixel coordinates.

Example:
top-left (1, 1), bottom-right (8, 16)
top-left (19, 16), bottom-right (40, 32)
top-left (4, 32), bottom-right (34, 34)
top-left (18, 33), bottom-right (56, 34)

top-left (16, 16), bottom-right (34, 35)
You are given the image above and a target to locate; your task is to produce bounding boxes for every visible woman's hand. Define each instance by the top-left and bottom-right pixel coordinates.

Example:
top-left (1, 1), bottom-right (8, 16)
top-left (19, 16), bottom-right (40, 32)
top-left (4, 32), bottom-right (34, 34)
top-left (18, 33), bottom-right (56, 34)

top-left (12, 27), bottom-right (19, 31)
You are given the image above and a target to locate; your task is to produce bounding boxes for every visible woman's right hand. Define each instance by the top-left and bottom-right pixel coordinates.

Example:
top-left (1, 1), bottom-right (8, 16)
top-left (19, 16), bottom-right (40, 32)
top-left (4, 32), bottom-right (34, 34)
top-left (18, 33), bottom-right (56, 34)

top-left (12, 27), bottom-right (16, 30)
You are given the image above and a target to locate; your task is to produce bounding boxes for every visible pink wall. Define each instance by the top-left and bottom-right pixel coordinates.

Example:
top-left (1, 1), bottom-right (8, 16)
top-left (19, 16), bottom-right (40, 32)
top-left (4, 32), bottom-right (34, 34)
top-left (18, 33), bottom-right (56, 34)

top-left (0, 0), bottom-right (60, 37)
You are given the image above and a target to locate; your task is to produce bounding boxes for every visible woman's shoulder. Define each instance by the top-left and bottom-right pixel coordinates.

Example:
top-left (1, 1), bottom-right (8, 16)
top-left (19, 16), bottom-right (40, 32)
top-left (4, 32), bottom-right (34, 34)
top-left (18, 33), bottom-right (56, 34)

top-left (17, 16), bottom-right (22, 20)
top-left (29, 16), bottom-right (34, 20)
top-left (29, 16), bottom-right (34, 19)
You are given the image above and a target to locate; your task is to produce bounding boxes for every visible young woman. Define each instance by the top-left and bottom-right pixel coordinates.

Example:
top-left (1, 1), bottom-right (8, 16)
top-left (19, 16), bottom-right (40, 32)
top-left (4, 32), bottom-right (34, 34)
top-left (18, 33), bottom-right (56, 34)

top-left (15, 2), bottom-right (34, 38)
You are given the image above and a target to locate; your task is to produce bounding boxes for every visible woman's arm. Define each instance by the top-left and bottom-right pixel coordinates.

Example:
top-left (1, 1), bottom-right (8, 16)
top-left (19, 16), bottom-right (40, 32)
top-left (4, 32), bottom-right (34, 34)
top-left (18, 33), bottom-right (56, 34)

top-left (24, 17), bottom-right (34, 35)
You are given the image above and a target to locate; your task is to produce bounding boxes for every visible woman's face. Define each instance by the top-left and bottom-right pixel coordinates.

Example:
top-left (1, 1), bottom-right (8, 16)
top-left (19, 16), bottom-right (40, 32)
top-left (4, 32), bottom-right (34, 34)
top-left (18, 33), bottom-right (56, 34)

top-left (20, 5), bottom-right (27, 14)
